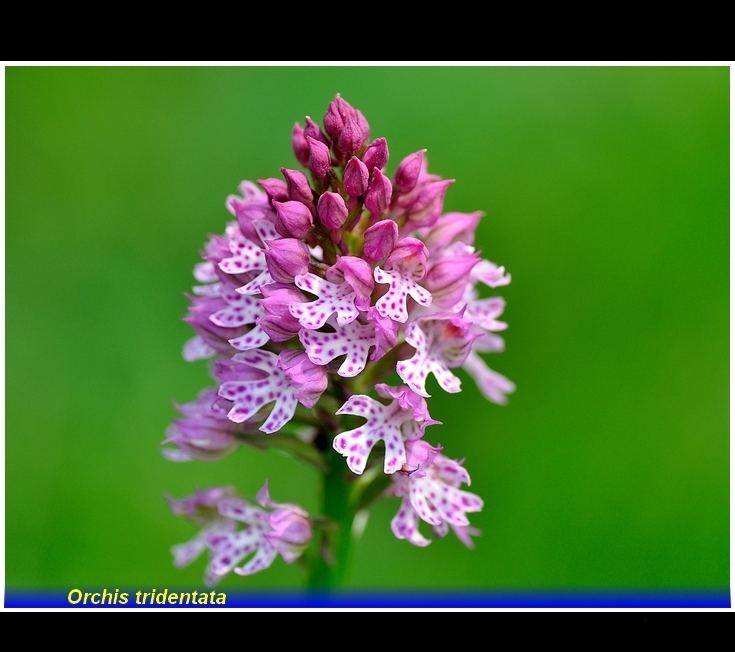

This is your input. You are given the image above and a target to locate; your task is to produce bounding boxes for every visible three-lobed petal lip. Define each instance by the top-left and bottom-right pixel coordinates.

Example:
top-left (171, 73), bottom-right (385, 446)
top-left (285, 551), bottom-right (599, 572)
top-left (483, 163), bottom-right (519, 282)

top-left (332, 386), bottom-right (440, 476)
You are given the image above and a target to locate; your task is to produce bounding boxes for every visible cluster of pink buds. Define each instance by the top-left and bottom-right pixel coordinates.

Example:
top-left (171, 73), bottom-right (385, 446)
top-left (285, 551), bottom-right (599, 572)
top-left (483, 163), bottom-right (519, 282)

top-left (165, 95), bottom-right (514, 586)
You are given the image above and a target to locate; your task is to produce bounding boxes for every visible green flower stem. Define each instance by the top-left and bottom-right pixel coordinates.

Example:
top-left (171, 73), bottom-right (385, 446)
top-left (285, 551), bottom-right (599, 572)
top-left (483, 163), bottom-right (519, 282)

top-left (308, 446), bottom-right (356, 590)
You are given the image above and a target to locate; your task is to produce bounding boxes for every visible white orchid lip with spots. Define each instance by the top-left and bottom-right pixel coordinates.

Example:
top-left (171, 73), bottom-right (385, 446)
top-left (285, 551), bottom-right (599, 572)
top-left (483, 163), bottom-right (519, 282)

top-left (165, 95), bottom-right (515, 588)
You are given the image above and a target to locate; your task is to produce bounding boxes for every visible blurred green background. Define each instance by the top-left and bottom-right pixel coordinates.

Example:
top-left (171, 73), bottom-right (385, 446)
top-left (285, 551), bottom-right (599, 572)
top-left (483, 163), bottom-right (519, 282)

top-left (5, 66), bottom-right (729, 594)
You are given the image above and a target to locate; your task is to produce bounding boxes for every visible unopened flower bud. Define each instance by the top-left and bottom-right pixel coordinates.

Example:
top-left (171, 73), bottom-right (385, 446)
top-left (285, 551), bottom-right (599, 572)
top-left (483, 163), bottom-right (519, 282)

top-left (260, 283), bottom-right (307, 316)
top-left (291, 122), bottom-right (310, 167)
top-left (338, 111), bottom-right (370, 156)
top-left (280, 168), bottom-right (314, 206)
top-left (363, 220), bottom-right (398, 263)
top-left (257, 178), bottom-right (289, 202)
top-left (264, 238), bottom-right (310, 283)
top-left (257, 316), bottom-right (296, 342)
top-left (317, 191), bottom-right (348, 230)
top-left (324, 95), bottom-right (370, 157)
top-left (273, 200), bottom-right (313, 239)
top-left (307, 137), bottom-right (331, 178)
top-left (304, 116), bottom-right (329, 146)
top-left (362, 137), bottom-right (389, 172)
top-left (364, 168), bottom-right (393, 215)
top-left (394, 149), bottom-right (426, 193)
top-left (343, 156), bottom-right (369, 197)
top-left (324, 95), bottom-right (351, 141)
